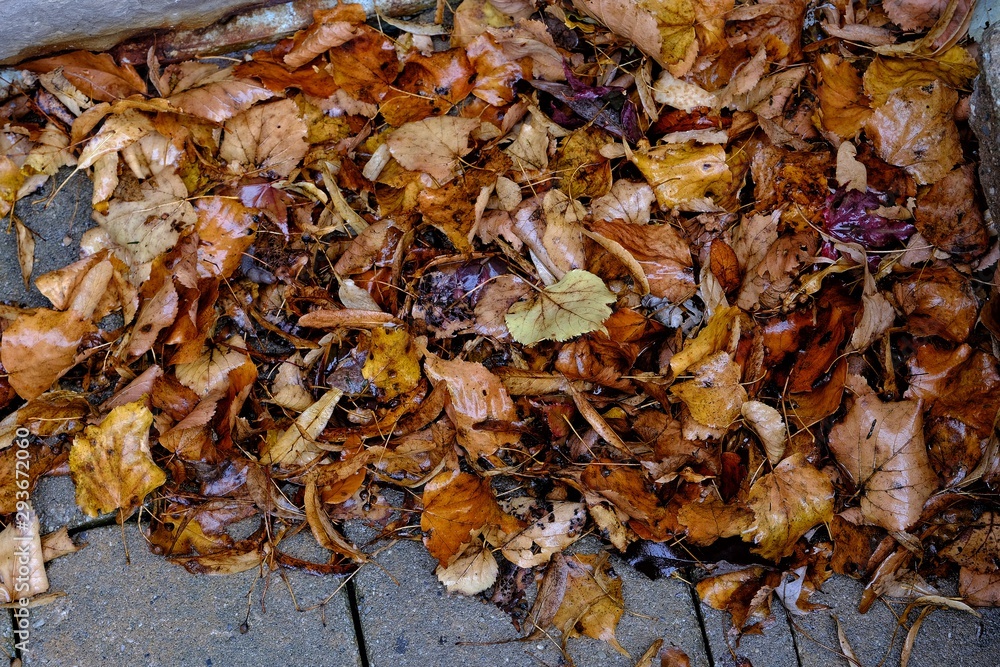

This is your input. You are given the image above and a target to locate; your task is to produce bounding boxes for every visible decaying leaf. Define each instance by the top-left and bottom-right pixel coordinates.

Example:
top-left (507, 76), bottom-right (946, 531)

top-left (829, 386), bottom-right (937, 532)
top-left (386, 116), bottom-right (480, 183)
top-left (220, 99), bottom-right (308, 179)
top-left (630, 143), bottom-right (731, 212)
top-left (69, 401), bottom-right (167, 517)
top-left (572, 0), bottom-right (696, 74)
top-left (742, 453), bottom-right (834, 560)
top-left (864, 81), bottom-right (961, 185)
top-left (423, 354), bottom-right (519, 458)
top-left (421, 470), bottom-right (522, 567)
top-left (0, 510), bottom-right (48, 602)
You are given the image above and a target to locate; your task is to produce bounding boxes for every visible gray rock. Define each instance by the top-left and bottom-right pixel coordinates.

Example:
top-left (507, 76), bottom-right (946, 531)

top-left (0, 0), bottom-right (435, 65)
top-left (22, 525), bottom-right (360, 667)
top-left (972, 14), bottom-right (1000, 218)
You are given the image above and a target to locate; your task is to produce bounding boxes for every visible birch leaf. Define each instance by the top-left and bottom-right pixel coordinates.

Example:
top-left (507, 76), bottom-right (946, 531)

top-left (505, 270), bottom-right (615, 346)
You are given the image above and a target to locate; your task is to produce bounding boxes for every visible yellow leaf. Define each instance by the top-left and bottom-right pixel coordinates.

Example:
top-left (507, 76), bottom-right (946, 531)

top-left (741, 453), bottom-right (834, 561)
top-left (630, 142), bottom-right (731, 212)
top-left (863, 47), bottom-right (978, 107)
top-left (671, 351), bottom-right (746, 429)
top-left (69, 401), bottom-right (166, 517)
top-left (361, 327), bottom-right (421, 401)
top-left (265, 389), bottom-right (343, 468)
top-left (505, 269), bottom-right (615, 345)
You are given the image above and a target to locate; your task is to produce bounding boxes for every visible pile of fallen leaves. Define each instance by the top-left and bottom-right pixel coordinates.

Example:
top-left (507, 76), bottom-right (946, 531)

top-left (0, 0), bottom-right (996, 660)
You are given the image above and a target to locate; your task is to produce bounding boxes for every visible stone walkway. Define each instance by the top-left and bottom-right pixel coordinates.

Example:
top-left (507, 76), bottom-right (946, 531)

top-left (1, 173), bottom-right (998, 667)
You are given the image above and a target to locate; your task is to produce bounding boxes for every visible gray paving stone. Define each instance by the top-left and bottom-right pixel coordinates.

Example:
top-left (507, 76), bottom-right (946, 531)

top-left (33, 476), bottom-right (91, 535)
top-left (701, 596), bottom-right (799, 667)
top-left (4, 169), bottom-right (93, 308)
top-left (561, 538), bottom-right (710, 667)
top-left (354, 537), bottom-right (563, 667)
top-left (791, 575), bottom-right (1000, 667)
top-left (23, 524), bottom-right (360, 667)
top-left (352, 533), bottom-right (710, 667)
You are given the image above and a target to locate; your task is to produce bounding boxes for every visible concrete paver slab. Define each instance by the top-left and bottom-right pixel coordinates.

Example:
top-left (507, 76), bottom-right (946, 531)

top-left (22, 525), bottom-right (360, 667)
top-left (6, 171), bottom-right (93, 308)
top-left (34, 477), bottom-right (91, 535)
top-left (351, 532), bottom-right (711, 667)
top-left (701, 598), bottom-right (799, 667)
top-left (791, 575), bottom-right (1000, 667)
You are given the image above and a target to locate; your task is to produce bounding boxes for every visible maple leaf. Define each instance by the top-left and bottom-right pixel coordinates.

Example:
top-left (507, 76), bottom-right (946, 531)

top-left (741, 453), bottom-right (834, 560)
top-left (69, 401), bottom-right (167, 517)
top-left (828, 387), bottom-right (937, 532)
top-left (505, 269), bottom-right (615, 345)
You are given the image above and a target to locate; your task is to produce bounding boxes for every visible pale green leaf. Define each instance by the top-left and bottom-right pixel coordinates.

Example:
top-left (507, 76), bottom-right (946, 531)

top-left (504, 270), bottom-right (615, 346)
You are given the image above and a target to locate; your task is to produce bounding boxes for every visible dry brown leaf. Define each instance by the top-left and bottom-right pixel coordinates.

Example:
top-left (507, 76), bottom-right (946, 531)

top-left (386, 117), bottom-right (479, 184)
top-left (671, 351), bottom-right (747, 429)
top-left (500, 498), bottom-right (587, 568)
top-left (589, 219), bottom-right (695, 302)
top-left (912, 164), bottom-right (988, 259)
top-left (168, 73), bottom-right (274, 123)
top-left (551, 552), bottom-right (628, 655)
top-left (94, 172), bottom-right (196, 267)
top-left (829, 388), bottom-right (937, 532)
top-left (22, 51), bottom-right (145, 102)
top-left (572, 0), bottom-right (696, 75)
top-left (892, 266), bottom-right (978, 342)
top-left (220, 99), bottom-right (308, 179)
top-left (742, 453), bottom-right (834, 560)
top-left (69, 401), bottom-right (166, 517)
top-left (742, 400), bottom-right (787, 464)
top-left (436, 536), bottom-right (499, 595)
top-left (864, 81), bottom-right (961, 185)
top-left (0, 510), bottom-right (47, 603)
top-left (592, 180), bottom-right (656, 225)
top-left (0, 310), bottom-right (94, 401)
top-left (423, 354), bottom-right (519, 458)
top-left (814, 54), bottom-right (872, 139)
top-left (283, 4), bottom-right (368, 68)
top-left (264, 389), bottom-right (342, 468)
top-left (421, 470), bottom-right (522, 566)
top-left (863, 47), bottom-right (978, 108)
